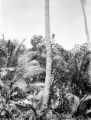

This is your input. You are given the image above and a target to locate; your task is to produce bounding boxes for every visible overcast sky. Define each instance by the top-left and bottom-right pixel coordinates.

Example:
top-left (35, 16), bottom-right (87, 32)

top-left (0, 0), bottom-right (91, 50)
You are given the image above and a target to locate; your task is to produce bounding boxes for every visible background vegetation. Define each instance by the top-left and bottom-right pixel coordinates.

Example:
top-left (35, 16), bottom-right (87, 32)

top-left (0, 34), bottom-right (90, 120)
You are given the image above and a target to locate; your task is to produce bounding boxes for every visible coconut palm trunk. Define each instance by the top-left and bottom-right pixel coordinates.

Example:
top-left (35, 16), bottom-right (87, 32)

top-left (80, 0), bottom-right (91, 50)
top-left (42, 0), bottom-right (52, 109)
top-left (80, 0), bottom-right (91, 82)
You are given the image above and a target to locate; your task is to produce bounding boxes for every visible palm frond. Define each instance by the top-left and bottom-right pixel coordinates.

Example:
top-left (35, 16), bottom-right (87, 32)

top-left (13, 39), bottom-right (26, 57)
top-left (18, 51), bottom-right (39, 66)
top-left (73, 94), bottom-right (91, 118)
top-left (6, 39), bottom-right (26, 67)
top-left (66, 93), bottom-right (80, 113)
top-left (23, 66), bottom-right (45, 78)
top-left (12, 60), bottom-right (45, 83)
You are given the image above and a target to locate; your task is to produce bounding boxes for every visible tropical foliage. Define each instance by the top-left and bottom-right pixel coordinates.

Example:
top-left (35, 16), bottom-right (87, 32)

top-left (0, 35), bottom-right (91, 120)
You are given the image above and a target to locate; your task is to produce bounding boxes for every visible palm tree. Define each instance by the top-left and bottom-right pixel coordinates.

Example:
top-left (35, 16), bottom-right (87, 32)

top-left (70, 1), bottom-right (91, 119)
top-left (80, 0), bottom-right (91, 83)
top-left (42, 0), bottom-right (52, 109)
top-left (80, 0), bottom-right (91, 50)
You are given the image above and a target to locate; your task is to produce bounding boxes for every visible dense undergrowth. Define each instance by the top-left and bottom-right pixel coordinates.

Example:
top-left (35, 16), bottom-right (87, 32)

top-left (0, 36), bottom-right (90, 120)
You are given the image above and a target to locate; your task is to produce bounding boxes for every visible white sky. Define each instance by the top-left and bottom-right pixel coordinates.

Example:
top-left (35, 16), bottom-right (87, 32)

top-left (0, 0), bottom-right (91, 50)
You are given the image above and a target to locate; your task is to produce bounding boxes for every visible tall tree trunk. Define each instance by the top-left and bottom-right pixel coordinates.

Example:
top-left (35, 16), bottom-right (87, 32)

top-left (80, 0), bottom-right (91, 83)
top-left (42, 0), bottom-right (52, 109)
top-left (80, 0), bottom-right (91, 50)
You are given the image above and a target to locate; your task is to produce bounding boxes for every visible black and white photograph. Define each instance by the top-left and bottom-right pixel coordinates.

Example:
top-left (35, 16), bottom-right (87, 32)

top-left (0, 0), bottom-right (91, 119)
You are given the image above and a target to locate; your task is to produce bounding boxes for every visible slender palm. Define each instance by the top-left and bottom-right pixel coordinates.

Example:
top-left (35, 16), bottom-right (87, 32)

top-left (42, 0), bottom-right (52, 109)
top-left (80, 0), bottom-right (91, 83)
top-left (80, 0), bottom-right (91, 50)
